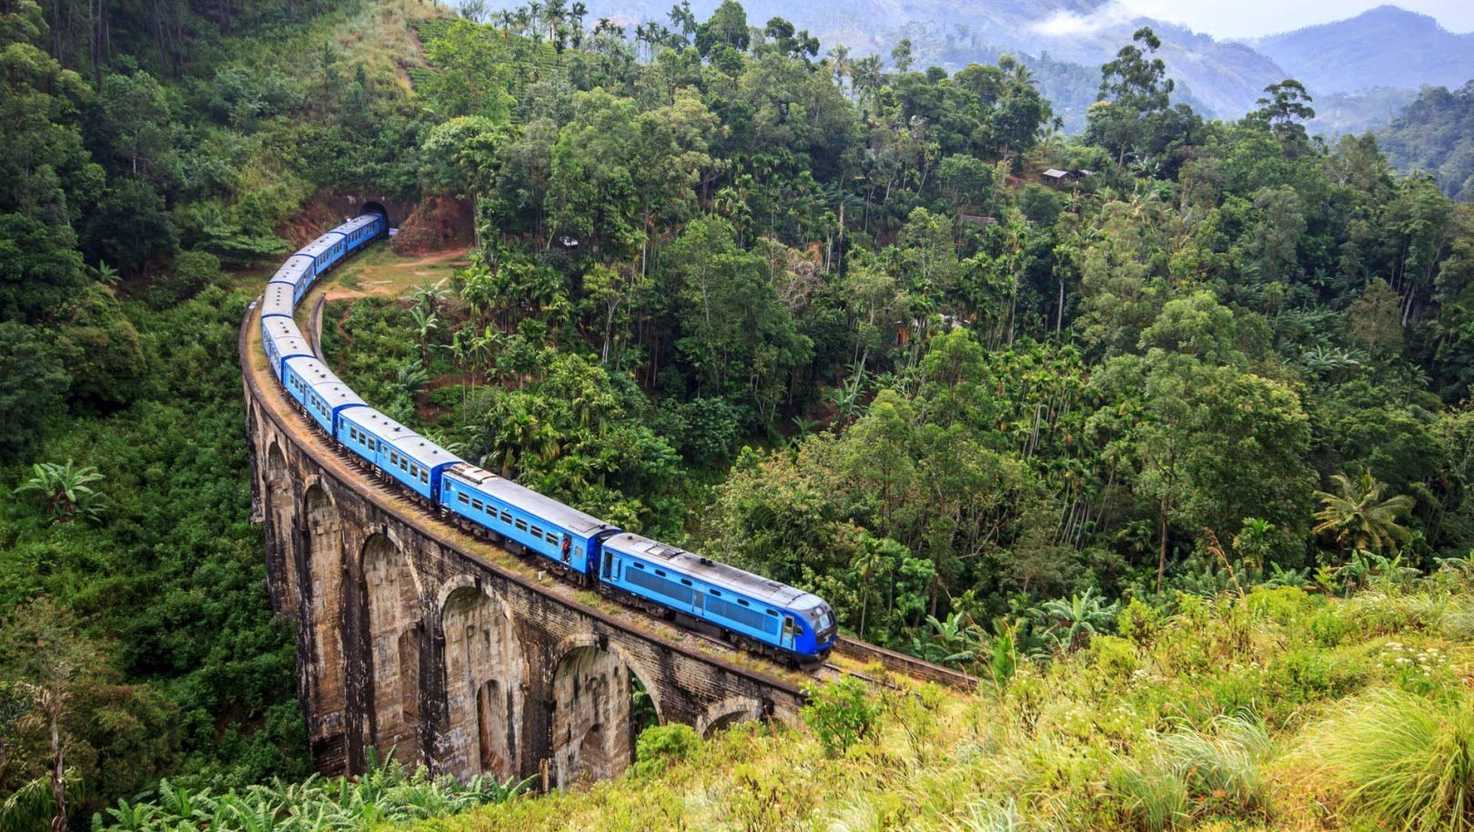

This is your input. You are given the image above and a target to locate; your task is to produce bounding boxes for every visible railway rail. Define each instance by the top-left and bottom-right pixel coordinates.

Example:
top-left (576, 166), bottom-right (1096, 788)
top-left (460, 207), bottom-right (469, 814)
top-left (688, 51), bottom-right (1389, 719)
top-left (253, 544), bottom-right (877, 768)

top-left (247, 250), bottom-right (980, 698)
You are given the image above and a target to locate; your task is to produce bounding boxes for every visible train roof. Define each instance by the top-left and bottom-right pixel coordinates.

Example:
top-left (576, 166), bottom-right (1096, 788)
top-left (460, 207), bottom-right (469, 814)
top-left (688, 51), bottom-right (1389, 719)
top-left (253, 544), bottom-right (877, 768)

top-left (299, 231), bottom-right (346, 259)
top-left (604, 532), bottom-right (808, 608)
top-left (390, 432), bottom-right (461, 471)
top-left (261, 283), bottom-right (295, 318)
top-left (263, 317), bottom-right (311, 357)
top-left (270, 255), bottom-right (314, 286)
top-left (341, 407), bottom-right (418, 443)
top-left (332, 214), bottom-right (381, 236)
top-left (284, 357), bottom-right (365, 411)
top-left (444, 463), bottom-right (613, 535)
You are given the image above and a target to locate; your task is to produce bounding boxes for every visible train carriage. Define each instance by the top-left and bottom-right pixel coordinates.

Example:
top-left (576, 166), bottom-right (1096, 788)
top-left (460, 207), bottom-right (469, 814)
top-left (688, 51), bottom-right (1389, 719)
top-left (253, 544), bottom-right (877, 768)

top-left (282, 357), bottom-right (365, 436)
top-left (261, 283), bottom-right (296, 322)
top-left (262, 317), bottom-right (312, 380)
top-left (439, 463), bottom-right (620, 577)
top-left (269, 255), bottom-right (317, 305)
top-left (299, 231), bottom-right (348, 276)
top-left (336, 408), bottom-right (459, 501)
top-left (331, 214), bottom-right (385, 254)
top-left (601, 533), bottom-right (837, 660)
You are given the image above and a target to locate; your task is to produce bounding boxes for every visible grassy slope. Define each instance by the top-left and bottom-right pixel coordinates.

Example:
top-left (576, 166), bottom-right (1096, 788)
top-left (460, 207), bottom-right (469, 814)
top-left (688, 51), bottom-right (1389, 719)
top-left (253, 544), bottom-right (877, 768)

top-left (401, 576), bottom-right (1474, 832)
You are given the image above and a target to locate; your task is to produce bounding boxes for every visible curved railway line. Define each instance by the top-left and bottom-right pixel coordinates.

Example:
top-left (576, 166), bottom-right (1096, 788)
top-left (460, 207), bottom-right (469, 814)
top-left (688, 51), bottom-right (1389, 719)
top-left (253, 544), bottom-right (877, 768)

top-left (244, 228), bottom-right (975, 759)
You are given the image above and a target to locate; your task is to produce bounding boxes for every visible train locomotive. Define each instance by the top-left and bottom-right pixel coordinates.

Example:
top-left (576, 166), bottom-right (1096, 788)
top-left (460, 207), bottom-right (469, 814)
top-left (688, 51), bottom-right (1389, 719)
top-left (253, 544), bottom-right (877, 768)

top-left (258, 213), bottom-right (837, 664)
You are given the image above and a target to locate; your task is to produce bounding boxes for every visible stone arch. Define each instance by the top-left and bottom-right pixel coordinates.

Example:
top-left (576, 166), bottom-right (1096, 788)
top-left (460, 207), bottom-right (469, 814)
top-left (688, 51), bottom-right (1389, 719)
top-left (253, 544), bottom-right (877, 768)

top-left (440, 584), bottom-right (528, 781)
top-left (362, 533), bottom-right (423, 766)
top-left (303, 482), bottom-right (348, 765)
top-left (696, 695), bottom-right (764, 737)
top-left (549, 639), bottom-right (659, 788)
top-left (359, 201), bottom-right (390, 226)
top-left (264, 440), bottom-right (298, 611)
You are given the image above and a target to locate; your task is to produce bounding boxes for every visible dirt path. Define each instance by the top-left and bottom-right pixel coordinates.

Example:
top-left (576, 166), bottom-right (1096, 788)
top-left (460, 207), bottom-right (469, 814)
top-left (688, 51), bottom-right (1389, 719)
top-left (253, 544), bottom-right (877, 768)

top-left (321, 244), bottom-right (472, 301)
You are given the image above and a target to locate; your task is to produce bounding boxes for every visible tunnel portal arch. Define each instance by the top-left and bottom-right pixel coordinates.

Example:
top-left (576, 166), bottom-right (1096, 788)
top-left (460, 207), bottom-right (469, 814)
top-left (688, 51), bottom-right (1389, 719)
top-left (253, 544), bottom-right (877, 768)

top-left (358, 201), bottom-right (390, 226)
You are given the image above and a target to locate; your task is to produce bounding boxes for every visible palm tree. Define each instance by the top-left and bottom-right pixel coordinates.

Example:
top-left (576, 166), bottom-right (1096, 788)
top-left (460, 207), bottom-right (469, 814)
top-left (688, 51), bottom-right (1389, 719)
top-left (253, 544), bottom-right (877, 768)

top-left (394, 359), bottom-right (431, 401)
top-left (409, 306), bottom-right (439, 364)
top-left (14, 461), bottom-right (107, 524)
top-left (1029, 588), bottom-right (1119, 652)
top-left (915, 612), bottom-right (986, 666)
top-left (1312, 470), bottom-right (1414, 555)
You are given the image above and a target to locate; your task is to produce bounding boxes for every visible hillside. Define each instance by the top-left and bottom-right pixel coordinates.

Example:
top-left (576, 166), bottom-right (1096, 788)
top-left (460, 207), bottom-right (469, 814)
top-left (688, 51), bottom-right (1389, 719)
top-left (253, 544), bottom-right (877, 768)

top-left (479, 0), bottom-right (1284, 123)
top-left (1380, 81), bottom-right (1474, 202)
top-left (397, 575), bottom-right (1474, 832)
top-left (85, 571), bottom-right (1474, 831)
top-left (1253, 5), bottom-right (1474, 96)
top-left (7, 0), bottom-right (1474, 829)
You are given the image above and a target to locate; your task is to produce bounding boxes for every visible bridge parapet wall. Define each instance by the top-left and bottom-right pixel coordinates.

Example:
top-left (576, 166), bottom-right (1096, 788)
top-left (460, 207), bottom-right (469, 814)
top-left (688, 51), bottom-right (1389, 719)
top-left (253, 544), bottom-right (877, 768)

top-left (241, 312), bottom-right (804, 783)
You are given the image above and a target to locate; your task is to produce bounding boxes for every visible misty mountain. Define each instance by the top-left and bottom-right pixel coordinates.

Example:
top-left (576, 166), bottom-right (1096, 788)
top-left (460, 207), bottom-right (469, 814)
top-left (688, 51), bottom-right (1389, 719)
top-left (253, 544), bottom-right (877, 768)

top-left (1252, 5), bottom-right (1474, 98)
top-left (478, 0), bottom-right (1471, 134)
top-left (515, 0), bottom-right (1287, 126)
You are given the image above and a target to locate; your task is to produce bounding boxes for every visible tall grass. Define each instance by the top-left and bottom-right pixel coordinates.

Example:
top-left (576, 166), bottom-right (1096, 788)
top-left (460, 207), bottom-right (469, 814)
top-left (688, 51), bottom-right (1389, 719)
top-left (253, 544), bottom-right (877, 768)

top-left (1317, 688), bottom-right (1474, 832)
top-left (1108, 715), bottom-right (1273, 831)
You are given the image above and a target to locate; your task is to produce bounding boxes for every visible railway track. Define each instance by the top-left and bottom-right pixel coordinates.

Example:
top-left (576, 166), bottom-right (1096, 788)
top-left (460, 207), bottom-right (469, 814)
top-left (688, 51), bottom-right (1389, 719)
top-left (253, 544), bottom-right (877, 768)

top-left (253, 287), bottom-right (981, 698)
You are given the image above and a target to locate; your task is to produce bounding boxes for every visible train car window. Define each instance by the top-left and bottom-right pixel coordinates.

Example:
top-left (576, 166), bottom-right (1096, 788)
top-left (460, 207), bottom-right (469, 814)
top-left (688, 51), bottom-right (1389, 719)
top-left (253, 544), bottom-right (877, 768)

top-left (471, 498), bottom-right (482, 510)
top-left (766, 609), bottom-right (779, 617)
top-left (419, 471), bottom-right (428, 484)
top-left (654, 568), bottom-right (667, 577)
top-left (389, 452), bottom-right (399, 465)
top-left (680, 578), bottom-right (692, 587)
top-left (499, 510), bottom-right (512, 523)
top-left (458, 494), bottom-right (470, 505)
top-left (737, 599), bottom-right (749, 607)
top-left (710, 589), bottom-right (721, 596)
top-left (515, 519), bottom-right (527, 531)
top-left (530, 527), bottom-right (543, 540)
top-left (631, 562), bottom-right (645, 570)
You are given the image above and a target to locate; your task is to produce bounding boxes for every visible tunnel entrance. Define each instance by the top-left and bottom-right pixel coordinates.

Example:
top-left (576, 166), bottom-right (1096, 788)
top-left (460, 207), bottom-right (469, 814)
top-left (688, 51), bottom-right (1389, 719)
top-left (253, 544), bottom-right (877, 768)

top-left (358, 201), bottom-right (390, 227)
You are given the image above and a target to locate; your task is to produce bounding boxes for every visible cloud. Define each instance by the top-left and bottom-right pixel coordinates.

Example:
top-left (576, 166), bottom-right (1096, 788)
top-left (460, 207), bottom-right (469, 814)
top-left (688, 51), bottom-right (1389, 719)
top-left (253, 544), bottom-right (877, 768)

top-left (1030, 2), bottom-right (1140, 37)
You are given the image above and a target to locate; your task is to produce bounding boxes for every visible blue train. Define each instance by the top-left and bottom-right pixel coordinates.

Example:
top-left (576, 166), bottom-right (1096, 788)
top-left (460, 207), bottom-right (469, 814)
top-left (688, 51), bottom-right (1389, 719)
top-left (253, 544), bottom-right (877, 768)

top-left (258, 213), bottom-right (837, 664)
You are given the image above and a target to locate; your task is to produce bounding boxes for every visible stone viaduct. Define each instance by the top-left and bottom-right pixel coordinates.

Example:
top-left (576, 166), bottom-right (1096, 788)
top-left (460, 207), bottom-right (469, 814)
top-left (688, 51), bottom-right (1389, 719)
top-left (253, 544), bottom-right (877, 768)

top-left (239, 308), bottom-right (809, 787)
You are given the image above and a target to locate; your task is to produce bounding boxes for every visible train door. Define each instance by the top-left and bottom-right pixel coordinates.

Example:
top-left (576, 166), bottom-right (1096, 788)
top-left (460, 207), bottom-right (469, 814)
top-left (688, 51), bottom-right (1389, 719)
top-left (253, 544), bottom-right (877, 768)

top-left (781, 615), bottom-right (797, 650)
top-left (691, 589), bottom-right (704, 619)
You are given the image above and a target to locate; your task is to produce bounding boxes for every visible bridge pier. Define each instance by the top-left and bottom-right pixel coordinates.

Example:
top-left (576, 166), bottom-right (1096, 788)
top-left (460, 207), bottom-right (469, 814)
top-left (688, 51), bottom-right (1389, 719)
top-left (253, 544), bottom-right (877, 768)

top-left (241, 324), bottom-right (805, 785)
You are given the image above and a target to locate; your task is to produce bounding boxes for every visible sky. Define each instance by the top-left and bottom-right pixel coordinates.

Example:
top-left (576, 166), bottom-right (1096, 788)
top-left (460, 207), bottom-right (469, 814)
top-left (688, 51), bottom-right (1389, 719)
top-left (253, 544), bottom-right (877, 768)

top-left (1111, 0), bottom-right (1474, 39)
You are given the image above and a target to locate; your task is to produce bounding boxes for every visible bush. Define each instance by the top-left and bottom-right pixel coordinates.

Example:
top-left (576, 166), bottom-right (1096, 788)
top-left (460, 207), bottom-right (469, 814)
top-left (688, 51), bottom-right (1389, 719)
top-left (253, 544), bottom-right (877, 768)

top-left (1308, 605), bottom-right (1351, 647)
top-left (1117, 598), bottom-right (1162, 646)
top-left (1317, 689), bottom-right (1474, 832)
top-left (1090, 635), bottom-right (1140, 680)
top-left (1245, 585), bottom-right (1312, 625)
top-left (632, 724), bottom-right (700, 777)
top-left (801, 678), bottom-right (879, 757)
top-left (91, 761), bottom-right (524, 831)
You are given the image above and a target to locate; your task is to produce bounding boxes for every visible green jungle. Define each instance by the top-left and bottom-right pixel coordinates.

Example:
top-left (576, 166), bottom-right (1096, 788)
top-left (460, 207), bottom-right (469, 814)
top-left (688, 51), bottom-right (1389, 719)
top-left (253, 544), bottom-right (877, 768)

top-left (1, 0), bottom-right (1473, 829)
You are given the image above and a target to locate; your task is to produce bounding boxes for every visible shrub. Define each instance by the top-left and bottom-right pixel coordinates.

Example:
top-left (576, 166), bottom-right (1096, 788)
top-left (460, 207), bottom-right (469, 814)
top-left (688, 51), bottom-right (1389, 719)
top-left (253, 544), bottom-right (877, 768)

top-left (91, 761), bottom-right (523, 831)
top-left (1090, 635), bottom-right (1139, 680)
top-left (1117, 598), bottom-right (1161, 646)
top-left (1308, 605), bottom-right (1351, 646)
top-left (1245, 585), bottom-right (1312, 625)
top-left (801, 678), bottom-right (878, 757)
top-left (1317, 689), bottom-right (1474, 832)
top-left (632, 724), bottom-right (700, 777)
